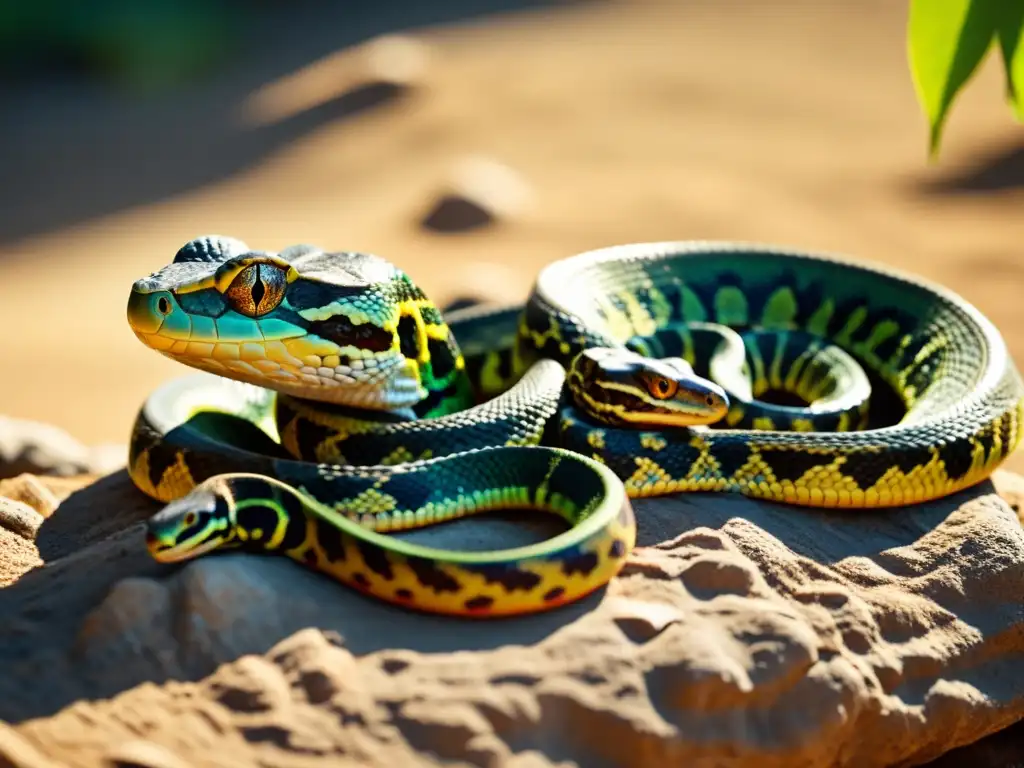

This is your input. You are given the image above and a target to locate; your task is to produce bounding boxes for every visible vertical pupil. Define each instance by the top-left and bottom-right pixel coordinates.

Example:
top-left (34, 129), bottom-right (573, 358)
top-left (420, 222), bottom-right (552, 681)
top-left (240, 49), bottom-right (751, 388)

top-left (250, 265), bottom-right (267, 309)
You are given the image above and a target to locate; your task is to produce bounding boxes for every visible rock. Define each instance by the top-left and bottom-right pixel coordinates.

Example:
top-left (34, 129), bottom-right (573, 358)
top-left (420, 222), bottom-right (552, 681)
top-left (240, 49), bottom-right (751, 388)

top-left (360, 34), bottom-right (430, 88)
top-left (420, 157), bottom-right (532, 233)
top-left (0, 524), bottom-right (40, 587)
top-left (1, 468), bottom-right (1022, 767)
top-left (0, 498), bottom-right (45, 540)
top-left (0, 415), bottom-right (124, 480)
top-left (0, 474), bottom-right (61, 518)
top-left (0, 722), bottom-right (62, 768)
top-left (923, 717), bottom-right (1024, 767)
top-left (0, 472), bottom-right (100, 587)
top-left (242, 33), bottom-right (427, 128)
top-left (103, 740), bottom-right (193, 768)
top-left (991, 469), bottom-right (1024, 526)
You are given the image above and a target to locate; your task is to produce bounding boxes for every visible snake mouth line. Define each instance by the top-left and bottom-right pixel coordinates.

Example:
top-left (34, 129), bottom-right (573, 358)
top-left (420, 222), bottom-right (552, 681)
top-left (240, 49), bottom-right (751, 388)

top-left (147, 536), bottom-right (225, 563)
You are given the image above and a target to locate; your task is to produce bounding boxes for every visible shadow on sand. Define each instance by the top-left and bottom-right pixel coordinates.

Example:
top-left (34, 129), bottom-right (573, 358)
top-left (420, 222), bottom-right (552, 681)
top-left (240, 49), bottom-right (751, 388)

top-left (0, 0), bottom-right (575, 246)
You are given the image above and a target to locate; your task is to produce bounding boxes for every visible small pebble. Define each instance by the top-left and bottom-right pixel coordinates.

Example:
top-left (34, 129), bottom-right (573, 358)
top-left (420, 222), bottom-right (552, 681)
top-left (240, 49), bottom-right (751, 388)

top-left (421, 156), bottom-right (532, 233)
top-left (0, 497), bottom-right (44, 540)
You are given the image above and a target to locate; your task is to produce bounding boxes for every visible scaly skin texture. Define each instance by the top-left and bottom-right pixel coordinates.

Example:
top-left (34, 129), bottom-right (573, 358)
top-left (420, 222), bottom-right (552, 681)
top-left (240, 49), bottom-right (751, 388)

top-left (128, 237), bottom-right (1024, 617)
top-left (518, 242), bottom-right (1024, 506)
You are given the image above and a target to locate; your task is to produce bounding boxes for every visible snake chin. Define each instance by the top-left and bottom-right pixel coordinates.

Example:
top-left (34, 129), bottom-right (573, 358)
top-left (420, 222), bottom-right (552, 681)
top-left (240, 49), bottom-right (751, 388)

top-left (146, 535), bottom-right (226, 563)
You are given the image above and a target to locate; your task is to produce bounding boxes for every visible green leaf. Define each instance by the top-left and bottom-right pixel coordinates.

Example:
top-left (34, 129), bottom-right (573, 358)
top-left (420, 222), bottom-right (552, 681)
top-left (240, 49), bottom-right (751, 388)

top-left (996, 2), bottom-right (1024, 120)
top-left (907, 0), bottom-right (1001, 157)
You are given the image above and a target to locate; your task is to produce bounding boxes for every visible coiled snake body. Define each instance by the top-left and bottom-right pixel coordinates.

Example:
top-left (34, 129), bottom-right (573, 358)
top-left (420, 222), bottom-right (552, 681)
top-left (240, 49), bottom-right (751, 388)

top-left (127, 238), bottom-right (1024, 616)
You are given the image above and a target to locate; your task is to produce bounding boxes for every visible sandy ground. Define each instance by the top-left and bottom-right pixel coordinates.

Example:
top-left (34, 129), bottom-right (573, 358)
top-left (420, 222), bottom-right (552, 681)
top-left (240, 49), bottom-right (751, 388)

top-left (1, 0), bottom-right (1023, 472)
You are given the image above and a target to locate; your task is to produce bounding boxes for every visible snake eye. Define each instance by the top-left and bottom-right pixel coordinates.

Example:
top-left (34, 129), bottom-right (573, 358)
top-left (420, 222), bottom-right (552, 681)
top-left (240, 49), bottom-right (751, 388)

top-left (183, 511), bottom-right (198, 528)
top-left (647, 376), bottom-right (678, 400)
top-left (225, 263), bottom-right (287, 317)
top-left (157, 296), bottom-right (172, 315)
top-left (705, 394), bottom-right (716, 406)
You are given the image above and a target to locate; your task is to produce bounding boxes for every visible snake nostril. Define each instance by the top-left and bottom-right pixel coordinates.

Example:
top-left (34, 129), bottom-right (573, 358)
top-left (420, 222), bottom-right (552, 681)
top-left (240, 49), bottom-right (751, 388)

top-left (157, 296), bottom-right (172, 315)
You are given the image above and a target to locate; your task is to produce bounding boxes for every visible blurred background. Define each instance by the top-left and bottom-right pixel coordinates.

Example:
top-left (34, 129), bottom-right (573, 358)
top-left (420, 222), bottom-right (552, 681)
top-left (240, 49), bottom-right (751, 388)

top-left (1, 0), bottom-right (1023, 472)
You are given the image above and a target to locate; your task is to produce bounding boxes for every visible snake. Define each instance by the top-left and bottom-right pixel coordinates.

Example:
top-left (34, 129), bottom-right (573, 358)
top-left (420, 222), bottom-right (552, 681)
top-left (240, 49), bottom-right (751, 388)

top-left (126, 236), bottom-right (1024, 617)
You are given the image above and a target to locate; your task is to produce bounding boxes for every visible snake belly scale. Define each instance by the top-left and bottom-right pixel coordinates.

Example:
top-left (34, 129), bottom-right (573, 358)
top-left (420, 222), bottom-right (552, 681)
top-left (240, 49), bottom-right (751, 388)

top-left (127, 237), bottom-right (1024, 617)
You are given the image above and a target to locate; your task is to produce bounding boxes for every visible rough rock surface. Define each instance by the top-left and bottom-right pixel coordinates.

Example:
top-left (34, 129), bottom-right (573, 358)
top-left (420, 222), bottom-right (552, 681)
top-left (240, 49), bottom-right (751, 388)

top-left (0, 464), bottom-right (1021, 767)
top-left (0, 415), bottom-right (123, 480)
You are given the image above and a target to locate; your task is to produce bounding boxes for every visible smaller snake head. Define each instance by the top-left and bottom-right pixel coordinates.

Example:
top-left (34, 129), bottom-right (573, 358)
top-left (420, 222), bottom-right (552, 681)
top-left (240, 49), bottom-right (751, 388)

top-left (146, 481), bottom-right (239, 563)
top-left (569, 347), bottom-right (729, 428)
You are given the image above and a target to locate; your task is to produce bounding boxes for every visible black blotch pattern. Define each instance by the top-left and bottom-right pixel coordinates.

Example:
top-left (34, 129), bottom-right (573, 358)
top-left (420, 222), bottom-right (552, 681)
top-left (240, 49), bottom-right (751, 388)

top-left (313, 517), bottom-right (347, 562)
top-left (544, 586), bottom-right (566, 602)
top-left (847, 307), bottom-right (908, 350)
top-left (901, 348), bottom-right (944, 400)
top-left (840, 452), bottom-right (894, 491)
top-left (464, 596), bottom-right (495, 611)
top-left (426, 335), bottom-right (457, 380)
top-left (895, 333), bottom-right (931, 372)
top-left (313, 315), bottom-right (393, 353)
top-left (892, 445), bottom-right (935, 476)
top-left (560, 551), bottom-right (600, 577)
top-left (824, 298), bottom-right (868, 341)
top-left (753, 331), bottom-right (780, 374)
top-left (294, 418), bottom-right (336, 462)
top-left (352, 572), bottom-right (370, 588)
top-left (397, 314), bottom-right (420, 361)
top-left (463, 348), bottom-right (514, 396)
top-left (866, 319), bottom-right (908, 363)
top-left (462, 564), bottom-right (543, 592)
top-left (975, 425), bottom-right (996, 465)
top-left (608, 539), bottom-right (627, 559)
top-left (790, 279), bottom-right (825, 329)
top-left (412, 381), bottom-right (457, 419)
top-left (146, 447), bottom-right (181, 492)
top-left (355, 540), bottom-right (394, 580)
top-left (303, 549), bottom-right (318, 566)
top-left (761, 448), bottom-right (835, 484)
top-left (395, 588), bottom-right (413, 601)
top-left (276, 491), bottom-right (310, 550)
top-left (937, 441), bottom-right (974, 482)
top-left (407, 558), bottom-right (462, 593)
top-left (236, 503), bottom-right (283, 549)
top-left (1000, 416), bottom-right (1015, 455)
top-left (711, 440), bottom-right (753, 478)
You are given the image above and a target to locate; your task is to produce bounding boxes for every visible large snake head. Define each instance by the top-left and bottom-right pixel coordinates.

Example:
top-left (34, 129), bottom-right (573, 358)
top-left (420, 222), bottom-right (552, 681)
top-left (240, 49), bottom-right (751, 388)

top-left (146, 481), bottom-right (240, 563)
top-left (569, 347), bottom-right (729, 427)
top-left (127, 235), bottom-right (447, 410)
